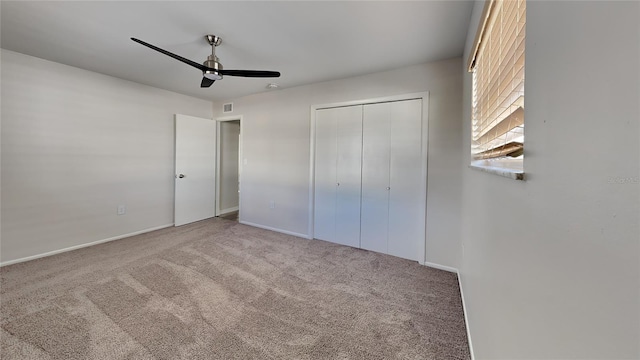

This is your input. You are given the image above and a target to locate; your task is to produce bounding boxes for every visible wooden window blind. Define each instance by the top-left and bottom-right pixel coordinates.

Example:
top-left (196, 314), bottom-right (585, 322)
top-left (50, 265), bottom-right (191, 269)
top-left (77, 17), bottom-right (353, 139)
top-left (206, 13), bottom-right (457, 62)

top-left (469, 0), bottom-right (526, 161)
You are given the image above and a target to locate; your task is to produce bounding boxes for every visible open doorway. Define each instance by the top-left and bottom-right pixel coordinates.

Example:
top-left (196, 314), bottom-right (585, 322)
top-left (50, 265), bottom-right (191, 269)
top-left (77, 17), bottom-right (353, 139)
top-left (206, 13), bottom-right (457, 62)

top-left (216, 117), bottom-right (242, 221)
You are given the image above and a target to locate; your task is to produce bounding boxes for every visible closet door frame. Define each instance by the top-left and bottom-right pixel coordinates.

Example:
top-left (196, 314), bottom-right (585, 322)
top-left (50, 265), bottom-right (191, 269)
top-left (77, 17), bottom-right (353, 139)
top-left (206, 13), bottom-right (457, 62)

top-left (308, 92), bottom-right (429, 265)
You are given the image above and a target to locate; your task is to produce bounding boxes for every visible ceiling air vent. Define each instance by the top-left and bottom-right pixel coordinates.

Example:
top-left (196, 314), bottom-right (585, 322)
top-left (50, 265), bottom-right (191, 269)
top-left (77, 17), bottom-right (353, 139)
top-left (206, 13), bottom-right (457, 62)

top-left (223, 103), bottom-right (233, 113)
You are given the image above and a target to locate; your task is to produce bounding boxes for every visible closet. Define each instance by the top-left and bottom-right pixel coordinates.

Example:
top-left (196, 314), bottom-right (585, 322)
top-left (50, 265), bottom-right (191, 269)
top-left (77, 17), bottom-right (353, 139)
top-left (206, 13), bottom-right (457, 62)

top-left (313, 96), bottom-right (426, 262)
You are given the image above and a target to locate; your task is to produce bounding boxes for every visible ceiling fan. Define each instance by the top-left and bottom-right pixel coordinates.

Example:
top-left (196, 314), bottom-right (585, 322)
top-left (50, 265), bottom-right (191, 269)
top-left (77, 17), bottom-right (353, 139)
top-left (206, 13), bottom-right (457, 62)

top-left (131, 35), bottom-right (280, 88)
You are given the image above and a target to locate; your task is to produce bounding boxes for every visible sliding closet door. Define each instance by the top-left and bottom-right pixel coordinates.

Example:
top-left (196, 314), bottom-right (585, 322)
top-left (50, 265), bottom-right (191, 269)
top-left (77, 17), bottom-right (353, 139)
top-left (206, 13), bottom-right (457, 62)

top-left (387, 99), bottom-right (423, 261)
top-left (360, 103), bottom-right (391, 254)
top-left (313, 109), bottom-right (338, 242)
top-left (361, 99), bottom-right (424, 261)
top-left (334, 107), bottom-right (363, 248)
top-left (314, 105), bottom-right (362, 246)
top-left (314, 95), bottom-right (426, 262)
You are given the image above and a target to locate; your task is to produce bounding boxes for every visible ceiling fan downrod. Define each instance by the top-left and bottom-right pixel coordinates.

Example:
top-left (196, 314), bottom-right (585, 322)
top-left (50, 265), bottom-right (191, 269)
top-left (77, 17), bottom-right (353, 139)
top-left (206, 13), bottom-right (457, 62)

top-left (204, 35), bottom-right (223, 80)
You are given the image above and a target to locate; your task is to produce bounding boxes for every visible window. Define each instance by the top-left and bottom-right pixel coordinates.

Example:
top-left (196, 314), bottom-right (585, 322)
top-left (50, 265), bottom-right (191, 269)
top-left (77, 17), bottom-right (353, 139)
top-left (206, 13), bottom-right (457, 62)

top-left (468, 0), bottom-right (526, 179)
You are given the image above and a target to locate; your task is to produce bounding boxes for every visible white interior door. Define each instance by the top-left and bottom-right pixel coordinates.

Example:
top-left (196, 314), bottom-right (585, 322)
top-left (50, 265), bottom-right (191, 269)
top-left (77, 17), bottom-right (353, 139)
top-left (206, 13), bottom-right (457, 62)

top-left (360, 103), bottom-right (391, 254)
top-left (174, 114), bottom-right (217, 226)
top-left (334, 106), bottom-right (363, 248)
top-left (387, 99), bottom-right (423, 261)
top-left (313, 108), bottom-right (338, 242)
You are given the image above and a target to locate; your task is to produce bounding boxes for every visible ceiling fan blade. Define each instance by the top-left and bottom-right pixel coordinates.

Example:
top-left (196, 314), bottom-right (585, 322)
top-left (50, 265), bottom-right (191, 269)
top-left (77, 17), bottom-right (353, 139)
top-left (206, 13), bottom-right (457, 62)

top-left (201, 77), bottom-right (215, 88)
top-left (219, 70), bottom-right (281, 78)
top-left (131, 38), bottom-right (207, 72)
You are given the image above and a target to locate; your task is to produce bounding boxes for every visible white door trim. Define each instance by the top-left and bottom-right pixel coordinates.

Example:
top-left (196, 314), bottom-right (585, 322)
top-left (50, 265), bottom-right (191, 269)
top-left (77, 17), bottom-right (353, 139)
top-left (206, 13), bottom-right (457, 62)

top-left (309, 92), bottom-right (429, 263)
top-left (215, 115), bottom-right (243, 220)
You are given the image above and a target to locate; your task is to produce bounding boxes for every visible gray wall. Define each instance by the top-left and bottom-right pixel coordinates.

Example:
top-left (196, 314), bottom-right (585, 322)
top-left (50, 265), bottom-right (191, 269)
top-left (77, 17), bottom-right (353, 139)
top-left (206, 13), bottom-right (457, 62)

top-left (460, 1), bottom-right (640, 358)
top-left (1, 50), bottom-right (213, 264)
top-left (214, 58), bottom-right (464, 269)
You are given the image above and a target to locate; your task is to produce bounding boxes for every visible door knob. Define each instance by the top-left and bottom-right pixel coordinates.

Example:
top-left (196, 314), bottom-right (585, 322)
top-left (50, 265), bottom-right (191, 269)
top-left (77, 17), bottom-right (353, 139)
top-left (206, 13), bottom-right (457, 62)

top-left (337, 182), bottom-right (340, 186)
top-left (386, 187), bottom-right (390, 190)
top-left (178, 174), bottom-right (186, 178)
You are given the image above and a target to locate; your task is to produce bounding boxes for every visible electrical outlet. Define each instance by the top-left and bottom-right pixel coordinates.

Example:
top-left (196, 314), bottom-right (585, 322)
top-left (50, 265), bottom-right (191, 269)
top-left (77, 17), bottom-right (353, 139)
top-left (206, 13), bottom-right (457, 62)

top-left (117, 205), bottom-right (126, 215)
top-left (269, 201), bottom-right (275, 209)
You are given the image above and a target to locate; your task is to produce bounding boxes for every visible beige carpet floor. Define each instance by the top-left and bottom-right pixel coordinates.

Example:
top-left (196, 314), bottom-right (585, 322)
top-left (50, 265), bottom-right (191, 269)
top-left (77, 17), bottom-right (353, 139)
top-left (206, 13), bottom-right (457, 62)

top-left (1, 218), bottom-right (470, 359)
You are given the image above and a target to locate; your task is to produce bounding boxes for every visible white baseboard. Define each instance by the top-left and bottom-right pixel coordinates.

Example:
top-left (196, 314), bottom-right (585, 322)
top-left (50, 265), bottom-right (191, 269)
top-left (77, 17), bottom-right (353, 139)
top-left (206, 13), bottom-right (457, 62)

top-left (457, 270), bottom-right (475, 360)
top-left (422, 261), bottom-right (458, 273)
top-left (0, 224), bottom-right (174, 267)
top-left (238, 221), bottom-right (311, 239)
top-left (421, 262), bottom-right (474, 359)
top-left (218, 206), bottom-right (239, 216)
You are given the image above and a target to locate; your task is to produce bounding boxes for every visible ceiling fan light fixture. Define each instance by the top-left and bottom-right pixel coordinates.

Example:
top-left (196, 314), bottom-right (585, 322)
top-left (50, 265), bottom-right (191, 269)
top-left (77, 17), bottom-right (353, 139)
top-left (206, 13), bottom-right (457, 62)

top-left (204, 71), bottom-right (222, 81)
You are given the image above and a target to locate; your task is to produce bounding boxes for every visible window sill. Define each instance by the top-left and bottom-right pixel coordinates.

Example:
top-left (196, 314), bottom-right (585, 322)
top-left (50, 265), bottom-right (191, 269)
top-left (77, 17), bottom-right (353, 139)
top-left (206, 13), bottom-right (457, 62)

top-left (469, 164), bottom-right (525, 181)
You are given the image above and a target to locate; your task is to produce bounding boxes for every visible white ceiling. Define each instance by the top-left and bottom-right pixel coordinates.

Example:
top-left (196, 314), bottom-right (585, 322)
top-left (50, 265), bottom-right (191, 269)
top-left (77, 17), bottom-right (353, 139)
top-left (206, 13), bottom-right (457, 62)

top-left (0, 1), bottom-right (473, 102)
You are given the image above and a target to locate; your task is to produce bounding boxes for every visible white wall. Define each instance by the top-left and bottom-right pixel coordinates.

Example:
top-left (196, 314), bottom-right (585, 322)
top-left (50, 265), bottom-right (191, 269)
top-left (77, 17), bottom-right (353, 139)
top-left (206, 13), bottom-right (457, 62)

top-left (1, 49), bottom-right (213, 264)
top-left (213, 58), bottom-right (464, 269)
top-left (460, 1), bottom-right (639, 359)
top-left (219, 120), bottom-right (240, 212)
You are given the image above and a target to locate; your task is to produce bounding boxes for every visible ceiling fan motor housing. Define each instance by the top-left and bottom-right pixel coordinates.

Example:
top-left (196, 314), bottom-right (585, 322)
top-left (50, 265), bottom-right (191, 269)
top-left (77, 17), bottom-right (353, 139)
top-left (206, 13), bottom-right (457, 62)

top-left (204, 55), bottom-right (223, 80)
